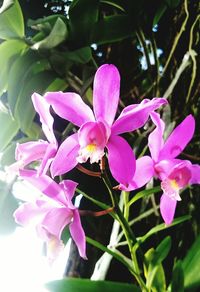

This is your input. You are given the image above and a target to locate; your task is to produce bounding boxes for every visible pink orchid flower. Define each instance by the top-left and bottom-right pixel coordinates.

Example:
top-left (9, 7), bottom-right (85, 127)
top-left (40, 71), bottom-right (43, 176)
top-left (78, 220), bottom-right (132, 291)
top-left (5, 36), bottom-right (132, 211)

top-left (8, 93), bottom-right (57, 175)
top-left (148, 112), bottom-right (200, 225)
top-left (44, 64), bottom-right (167, 190)
top-left (14, 169), bottom-right (86, 261)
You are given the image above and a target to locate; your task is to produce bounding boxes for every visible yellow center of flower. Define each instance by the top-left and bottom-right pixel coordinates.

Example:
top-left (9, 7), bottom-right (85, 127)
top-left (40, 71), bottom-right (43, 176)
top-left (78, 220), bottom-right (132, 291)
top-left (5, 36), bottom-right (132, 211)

top-left (170, 179), bottom-right (179, 190)
top-left (85, 143), bottom-right (97, 152)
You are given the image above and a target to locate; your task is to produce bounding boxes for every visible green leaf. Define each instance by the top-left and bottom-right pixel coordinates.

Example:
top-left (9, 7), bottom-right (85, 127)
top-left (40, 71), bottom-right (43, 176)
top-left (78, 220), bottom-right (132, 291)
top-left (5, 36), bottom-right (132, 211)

top-left (153, 3), bottom-right (167, 27)
top-left (46, 78), bottom-right (68, 92)
top-left (0, 180), bottom-right (18, 234)
top-left (171, 260), bottom-right (184, 292)
top-left (46, 278), bottom-right (140, 292)
top-left (0, 0), bottom-right (15, 14)
top-left (0, 39), bottom-right (26, 94)
top-left (152, 236), bottom-right (171, 266)
top-left (0, 141), bottom-right (16, 166)
top-left (165, 0), bottom-right (180, 8)
top-left (68, 0), bottom-right (99, 46)
top-left (100, 0), bottom-right (125, 12)
top-left (7, 50), bottom-right (41, 113)
top-left (64, 47), bottom-right (92, 64)
top-left (91, 15), bottom-right (135, 45)
top-left (14, 71), bottom-right (57, 133)
top-left (182, 234), bottom-right (200, 290)
top-left (31, 17), bottom-right (68, 50)
top-left (128, 186), bottom-right (161, 207)
top-left (0, 0), bottom-right (24, 39)
top-left (0, 111), bottom-right (19, 151)
top-left (139, 215), bottom-right (191, 244)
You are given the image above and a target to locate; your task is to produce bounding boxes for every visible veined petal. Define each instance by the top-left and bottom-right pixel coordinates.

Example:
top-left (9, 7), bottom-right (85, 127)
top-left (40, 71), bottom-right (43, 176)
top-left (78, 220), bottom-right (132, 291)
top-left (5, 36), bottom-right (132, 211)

top-left (159, 115), bottom-right (195, 160)
top-left (112, 98), bottom-right (167, 135)
top-left (50, 133), bottom-right (79, 177)
top-left (93, 64), bottom-right (120, 126)
top-left (32, 93), bottom-right (57, 144)
top-left (69, 209), bottom-right (87, 259)
top-left (190, 164), bottom-right (200, 184)
top-left (160, 194), bottom-right (177, 225)
top-left (45, 91), bottom-right (95, 127)
top-left (19, 169), bottom-right (67, 205)
top-left (148, 112), bottom-right (165, 161)
top-left (107, 135), bottom-right (136, 188)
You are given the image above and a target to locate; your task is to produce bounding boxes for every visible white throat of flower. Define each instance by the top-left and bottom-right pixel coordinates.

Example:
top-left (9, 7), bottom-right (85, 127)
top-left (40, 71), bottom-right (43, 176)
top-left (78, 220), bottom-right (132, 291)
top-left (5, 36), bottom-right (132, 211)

top-left (77, 143), bottom-right (105, 164)
top-left (161, 178), bottom-right (182, 201)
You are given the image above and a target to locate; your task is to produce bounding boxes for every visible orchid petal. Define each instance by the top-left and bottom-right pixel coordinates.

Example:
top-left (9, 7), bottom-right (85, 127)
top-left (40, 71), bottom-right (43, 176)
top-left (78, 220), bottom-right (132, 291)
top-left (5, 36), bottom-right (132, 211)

top-left (107, 135), bottom-right (136, 188)
top-left (59, 180), bottom-right (78, 209)
top-left (50, 133), bottom-right (79, 177)
top-left (130, 156), bottom-right (154, 190)
top-left (112, 98), bottom-right (167, 135)
top-left (45, 91), bottom-right (95, 127)
top-left (19, 169), bottom-right (67, 205)
top-left (39, 207), bottom-right (72, 240)
top-left (154, 159), bottom-right (182, 180)
top-left (160, 194), bottom-right (177, 225)
top-left (37, 143), bottom-right (57, 176)
top-left (32, 93), bottom-right (57, 144)
top-left (93, 64), bottom-right (120, 126)
top-left (189, 164), bottom-right (200, 184)
top-left (168, 161), bottom-right (191, 188)
top-left (148, 112), bottom-right (165, 161)
top-left (69, 209), bottom-right (87, 259)
top-left (159, 115), bottom-right (195, 160)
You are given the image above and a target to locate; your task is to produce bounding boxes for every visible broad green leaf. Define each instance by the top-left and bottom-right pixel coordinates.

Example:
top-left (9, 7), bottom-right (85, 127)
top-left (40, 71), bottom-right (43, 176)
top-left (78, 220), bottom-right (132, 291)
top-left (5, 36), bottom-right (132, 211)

top-left (91, 15), bottom-right (135, 45)
top-left (46, 78), bottom-right (68, 92)
top-left (28, 14), bottom-right (66, 28)
top-left (0, 39), bottom-right (26, 94)
top-left (7, 50), bottom-right (43, 113)
top-left (68, 0), bottom-right (99, 46)
top-left (171, 260), bottom-right (184, 292)
top-left (0, 141), bottom-right (16, 166)
top-left (64, 47), bottom-right (92, 64)
top-left (151, 236), bottom-right (171, 266)
top-left (0, 0), bottom-right (24, 39)
top-left (31, 17), bottom-right (68, 50)
top-left (0, 111), bottom-right (19, 151)
top-left (0, 0), bottom-right (15, 14)
top-left (128, 186), bottom-right (161, 207)
top-left (14, 71), bottom-right (57, 133)
top-left (0, 180), bottom-right (18, 234)
top-left (46, 278), bottom-right (140, 292)
top-left (182, 234), bottom-right (200, 291)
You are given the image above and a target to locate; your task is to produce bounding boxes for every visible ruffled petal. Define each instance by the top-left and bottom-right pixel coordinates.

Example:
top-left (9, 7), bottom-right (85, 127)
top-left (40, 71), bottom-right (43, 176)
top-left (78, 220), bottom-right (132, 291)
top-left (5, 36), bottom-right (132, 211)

top-left (160, 194), bottom-right (177, 225)
top-left (37, 143), bottom-right (57, 175)
top-left (148, 112), bottom-right (165, 161)
top-left (106, 135), bottom-right (136, 188)
top-left (45, 91), bottom-right (95, 127)
top-left (93, 64), bottom-right (120, 126)
top-left (69, 209), bottom-right (87, 259)
top-left (50, 133), bottom-right (80, 177)
top-left (112, 98), bottom-right (167, 135)
top-left (159, 115), bottom-right (195, 160)
top-left (32, 93), bottom-right (57, 144)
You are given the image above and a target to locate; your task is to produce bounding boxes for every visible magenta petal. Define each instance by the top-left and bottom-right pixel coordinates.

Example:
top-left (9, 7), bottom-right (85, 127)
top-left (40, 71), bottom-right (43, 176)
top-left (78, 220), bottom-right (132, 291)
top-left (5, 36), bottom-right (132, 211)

top-left (148, 112), bottom-right (165, 161)
top-left (37, 143), bottom-right (57, 175)
top-left (32, 93), bottom-right (57, 144)
top-left (159, 115), bottom-right (195, 160)
top-left (39, 207), bottom-right (72, 240)
top-left (107, 135), bottom-right (136, 188)
top-left (69, 209), bottom-right (87, 259)
top-left (45, 91), bottom-right (95, 127)
top-left (130, 156), bottom-right (154, 189)
top-left (93, 64), bottom-right (120, 126)
top-left (19, 169), bottom-right (67, 205)
top-left (189, 164), bottom-right (200, 184)
top-left (14, 200), bottom-right (47, 227)
top-left (50, 133), bottom-right (79, 177)
top-left (160, 194), bottom-right (177, 225)
top-left (112, 98), bottom-right (167, 135)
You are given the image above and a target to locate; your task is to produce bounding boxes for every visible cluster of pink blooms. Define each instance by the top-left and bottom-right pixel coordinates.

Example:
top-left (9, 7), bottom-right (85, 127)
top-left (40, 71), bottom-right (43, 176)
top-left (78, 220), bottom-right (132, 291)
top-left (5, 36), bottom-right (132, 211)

top-left (9, 64), bottom-right (200, 261)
